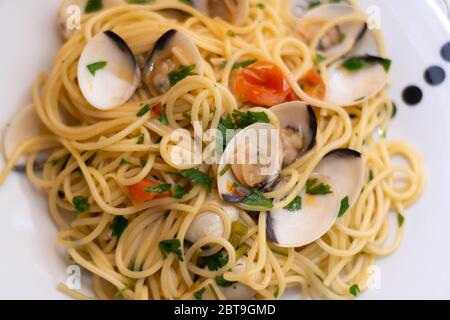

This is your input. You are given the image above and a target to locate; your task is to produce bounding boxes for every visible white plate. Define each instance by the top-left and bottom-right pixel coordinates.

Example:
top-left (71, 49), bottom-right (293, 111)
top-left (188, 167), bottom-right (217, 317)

top-left (0, 0), bottom-right (449, 300)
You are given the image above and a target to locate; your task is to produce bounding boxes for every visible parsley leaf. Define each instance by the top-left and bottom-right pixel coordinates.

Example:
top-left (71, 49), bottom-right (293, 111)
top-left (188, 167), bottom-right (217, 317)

top-left (315, 54), bottom-right (326, 64)
top-left (342, 58), bottom-right (366, 71)
top-left (284, 196), bottom-right (302, 211)
top-left (145, 183), bottom-right (172, 194)
top-left (232, 59), bottom-right (257, 70)
top-left (87, 61), bottom-right (107, 76)
top-left (397, 213), bottom-right (405, 227)
top-left (349, 284), bottom-right (360, 297)
top-left (85, 0), bottom-right (103, 13)
top-left (273, 287), bottom-right (280, 298)
top-left (257, 3), bottom-right (265, 9)
top-left (338, 196), bottom-right (350, 217)
top-left (306, 179), bottom-right (332, 195)
top-left (126, 0), bottom-right (154, 4)
top-left (159, 239), bottom-right (184, 261)
top-left (72, 196), bottom-right (90, 214)
top-left (232, 110), bottom-right (269, 129)
top-left (194, 288), bottom-right (206, 300)
top-left (159, 105), bottom-right (169, 125)
top-left (215, 274), bottom-right (236, 287)
top-left (168, 64), bottom-right (197, 86)
top-left (179, 169), bottom-right (212, 192)
top-left (199, 251), bottom-right (228, 271)
top-left (172, 184), bottom-right (188, 199)
top-left (111, 216), bottom-right (128, 238)
top-left (136, 134), bottom-right (144, 145)
top-left (136, 104), bottom-right (151, 117)
top-left (242, 188), bottom-right (274, 208)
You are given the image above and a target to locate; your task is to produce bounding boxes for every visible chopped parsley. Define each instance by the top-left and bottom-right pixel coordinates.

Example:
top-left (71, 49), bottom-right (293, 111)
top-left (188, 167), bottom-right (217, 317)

top-left (349, 284), bottom-right (360, 297)
top-left (145, 183), bottom-right (172, 194)
top-left (342, 57), bottom-right (366, 71)
top-left (113, 285), bottom-right (130, 297)
top-left (119, 158), bottom-right (129, 166)
top-left (136, 104), bottom-right (151, 117)
top-left (86, 61), bottom-right (107, 76)
top-left (227, 30), bottom-right (236, 37)
top-left (159, 239), bottom-right (184, 261)
top-left (215, 274), bottom-right (236, 287)
top-left (194, 287), bottom-right (206, 300)
top-left (242, 188), bottom-right (274, 208)
top-left (136, 134), bottom-right (144, 145)
top-left (257, 3), bottom-right (265, 9)
top-left (338, 196), bottom-right (350, 217)
top-left (72, 196), bottom-right (90, 214)
top-left (85, 0), bottom-right (103, 13)
top-left (159, 105), bottom-right (169, 125)
top-left (199, 251), bottom-right (228, 271)
top-left (232, 110), bottom-right (269, 128)
top-left (179, 169), bottom-right (212, 192)
top-left (306, 179), bottom-right (332, 195)
top-left (315, 54), bottom-right (326, 64)
top-left (232, 59), bottom-right (258, 70)
top-left (284, 196), bottom-right (302, 211)
top-left (397, 213), bottom-right (405, 227)
top-left (273, 287), bottom-right (280, 298)
top-left (111, 216), bottom-right (128, 238)
top-left (219, 164), bottom-right (231, 176)
top-left (168, 64), bottom-right (197, 86)
top-left (172, 184), bottom-right (188, 199)
top-left (126, 0), bottom-right (155, 4)
top-left (369, 169), bottom-right (374, 181)
top-left (49, 158), bottom-right (60, 166)
top-left (140, 159), bottom-right (148, 167)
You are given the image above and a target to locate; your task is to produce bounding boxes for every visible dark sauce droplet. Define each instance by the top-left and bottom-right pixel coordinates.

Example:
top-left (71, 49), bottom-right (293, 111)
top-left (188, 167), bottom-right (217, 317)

top-left (441, 42), bottom-right (450, 62)
top-left (424, 66), bottom-right (446, 86)
top-left (402, 86), bottom-right (423, 106)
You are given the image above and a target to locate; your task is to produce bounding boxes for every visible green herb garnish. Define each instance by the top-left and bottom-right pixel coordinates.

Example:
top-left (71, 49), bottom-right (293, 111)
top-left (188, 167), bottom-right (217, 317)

top-left (111, 216), bottom-right (128, 238)
top-left (179, 169), bottom-right (212, 192)
top-left (242, 188), bottom-right (274, 208)
top-left (349, 284), bottom-right (360, 297)
top-left (86, 61), bottom-right (107, 76)
top-left (172, 184), bottom-right (188, 199)
top-left (306, 179), bottom-right (332, 195)
top-left (85, 0), bottom-right (103, 13)
top-left (338, 196), bottom-right (350, 217)
top-left (215, 274), bottom-right (236, 287)
top-left (159, 239), bottom-right (184, 261)
top-left (232, 110), bottom-right (269, 128)
top-left (72, 196), bottom-right (90, 214)
top-left (232, 59), bottom-right (258, 70)
top-left (136, 134), bottom-right (144, 145)
top-left (159, 105), bottom-right (169, 125)
top-left (168, 64), bottom-right (197, 86)
top-left (200, 251), bottom-right (228, 271)
top-left (284, 196), bottom-right (302, 211)
top-left (136, 104), bottom-right (151, 117)
top-left (397, 213), bottom-right (405, 227)
top-left (194, 288), bottom-right (206, 300)
top-left (146, 183), bottom-right (172, 194)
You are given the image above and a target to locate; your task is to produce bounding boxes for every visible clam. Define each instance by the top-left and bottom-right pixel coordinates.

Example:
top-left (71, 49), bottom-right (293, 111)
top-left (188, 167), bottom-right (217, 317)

top-left (217, 123), bottom-right (283, 208)
top-left (191, 0), bottom-right (249, 26)
top-left (296, 3), bottom-right (366, 59)
top-left (313, 149), bottom-right (365, 208)
top-left (266, 149), bottom-right (364, 248)
top-left (78, 31), bottom-right (140, 110)
top-left (2, 104), bottom-right (49, 172)
top-left (326, 55), bottom-right (391, 106)
top-left (58, 0), bottom-right (125, 40)
top-left (267, 174), bottom-right (339, 248)
top-left (221, 257), bottom-right (256, 300)
top-left (143, 29), bottom-right (203, 95)
top-left (270, 101), bottom-right (317, 166)
top-left (185, 201), bottom-right (240, 243)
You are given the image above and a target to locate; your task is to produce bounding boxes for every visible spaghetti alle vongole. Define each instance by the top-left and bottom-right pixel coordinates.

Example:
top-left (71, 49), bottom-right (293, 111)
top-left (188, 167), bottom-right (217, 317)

top-left (0, 0), bottom-right (425, 300)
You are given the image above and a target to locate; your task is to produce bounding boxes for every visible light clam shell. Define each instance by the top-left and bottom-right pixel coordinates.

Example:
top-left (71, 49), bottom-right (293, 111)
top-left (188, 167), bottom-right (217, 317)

top-left (2, 104), bottom-right (50, 171)
top-left (299, 3), bottom-right (366, 59)
top-left (78, 31), bottom-right (140, 110)
top-left (266, 149), bottom-right (365, 248)
top-left (267, 174), bottom-right (339, 248)
top-left (143, 29), bottom-right (203, 95)
top-left (190, 0), bottom-right (249, 26)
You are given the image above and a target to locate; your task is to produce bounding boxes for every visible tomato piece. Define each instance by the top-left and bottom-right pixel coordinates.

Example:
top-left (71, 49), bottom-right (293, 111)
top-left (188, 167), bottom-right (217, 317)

top-left (127, 179), bottom-right (170, 206)
top-left (234, 61), bottom-right (291, 107)
top-left (298, 69), bottom-right (326, 100)
top-left (151, 102), bottom-right (162, 116)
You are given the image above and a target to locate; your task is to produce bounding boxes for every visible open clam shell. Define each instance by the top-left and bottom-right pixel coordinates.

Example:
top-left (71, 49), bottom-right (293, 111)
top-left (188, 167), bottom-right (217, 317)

top-left (191, 0), bottom-right (249, 26)
top-left (143, 29), bottom-right (203, 95)
top-left (78, 31), bottom-right (140, 110)
top-left (270, 101), bottom-right (317, 167)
